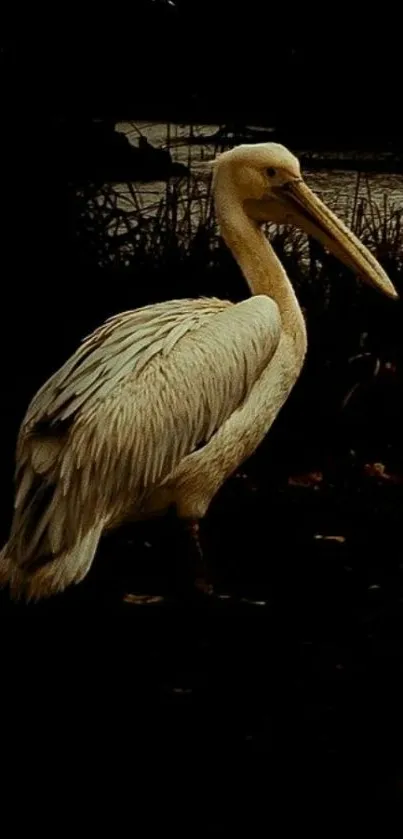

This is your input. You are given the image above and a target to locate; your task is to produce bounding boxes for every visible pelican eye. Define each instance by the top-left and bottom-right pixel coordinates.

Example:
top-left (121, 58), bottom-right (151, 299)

top-left (266, 167), bottom-right (276, 177)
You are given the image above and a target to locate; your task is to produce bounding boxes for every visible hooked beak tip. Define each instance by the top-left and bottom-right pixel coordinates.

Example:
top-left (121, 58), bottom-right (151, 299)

top-left (377, 281), bottom-right (399, 301)
top-left (361, 276), bottom-right (399, 301)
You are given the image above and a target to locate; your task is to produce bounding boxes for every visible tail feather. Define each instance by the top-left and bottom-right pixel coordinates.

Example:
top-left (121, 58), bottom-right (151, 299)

top-left (2, 433), bottom-right (107, 602)
top-left (0, 523), bottom-right (104, 602)
top-left (0, 544), bottom-right (13, 589)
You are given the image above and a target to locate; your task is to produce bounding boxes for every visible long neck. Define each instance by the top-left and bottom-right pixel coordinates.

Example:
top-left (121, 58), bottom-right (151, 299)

top-left (216, 188), bottom-right (307, 355)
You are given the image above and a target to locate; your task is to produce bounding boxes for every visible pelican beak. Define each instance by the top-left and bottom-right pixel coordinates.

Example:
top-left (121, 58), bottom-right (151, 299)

top-left (274, 178), bottom-right (398, 300)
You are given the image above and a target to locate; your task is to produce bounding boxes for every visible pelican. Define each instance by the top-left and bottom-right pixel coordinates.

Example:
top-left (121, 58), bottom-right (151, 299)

top-left (0, 143), bottom-right (397, 602)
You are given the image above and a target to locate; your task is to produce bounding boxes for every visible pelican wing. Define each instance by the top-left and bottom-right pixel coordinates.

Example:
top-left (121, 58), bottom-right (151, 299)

top-left (12, 295), bottom-right (281, 566)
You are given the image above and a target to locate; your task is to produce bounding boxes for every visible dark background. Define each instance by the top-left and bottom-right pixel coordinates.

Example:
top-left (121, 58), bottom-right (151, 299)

top-left (2, 3), bottom-right (402, 133)
top-left (0, 2), bottom-right (402, 825)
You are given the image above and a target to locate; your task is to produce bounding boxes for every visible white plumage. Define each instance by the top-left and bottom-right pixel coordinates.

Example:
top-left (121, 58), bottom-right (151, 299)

top-left (0, 142), bottom-right (397, 601)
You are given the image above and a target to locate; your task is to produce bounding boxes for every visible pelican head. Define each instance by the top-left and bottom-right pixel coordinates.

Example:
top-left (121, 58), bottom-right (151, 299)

top-left (205, 143), bottom-right (398, 300)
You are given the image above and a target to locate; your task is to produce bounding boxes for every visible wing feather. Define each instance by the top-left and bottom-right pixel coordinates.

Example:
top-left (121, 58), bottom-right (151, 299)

top-left (11, 295), bottom-right (281, 567)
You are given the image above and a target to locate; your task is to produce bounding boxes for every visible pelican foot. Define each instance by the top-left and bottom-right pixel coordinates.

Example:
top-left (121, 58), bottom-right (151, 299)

top-left (194, 576), bottom-right (214, 597)
top-left (123, 593), bottom-right (165, 606)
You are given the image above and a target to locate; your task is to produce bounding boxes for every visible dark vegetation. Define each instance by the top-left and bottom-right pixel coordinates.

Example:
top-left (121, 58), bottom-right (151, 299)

top-left (1, 6), bottom-right (402, 820)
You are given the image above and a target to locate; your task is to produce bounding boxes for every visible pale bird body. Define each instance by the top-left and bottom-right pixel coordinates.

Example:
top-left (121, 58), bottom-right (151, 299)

top-left (0, 143), bottom-right (397, 600)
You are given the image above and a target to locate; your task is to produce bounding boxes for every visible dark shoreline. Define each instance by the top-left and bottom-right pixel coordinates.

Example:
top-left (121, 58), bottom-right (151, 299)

top-left (298, 154), bottom-right (403, 175)
top-left (164, 123), bottom-right (403, 174)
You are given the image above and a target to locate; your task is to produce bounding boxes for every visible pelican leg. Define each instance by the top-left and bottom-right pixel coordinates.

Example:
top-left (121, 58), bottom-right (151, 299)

top-left (124, 513), bottom-right (214, 605)
top-left (169, 514), bottom-right (214, 599)
top-left (181, 519), bottom-right (214, 597)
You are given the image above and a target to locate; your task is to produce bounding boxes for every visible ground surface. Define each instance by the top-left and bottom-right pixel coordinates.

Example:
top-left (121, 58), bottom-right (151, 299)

top-left (1, 447), bottom-right (402, 819)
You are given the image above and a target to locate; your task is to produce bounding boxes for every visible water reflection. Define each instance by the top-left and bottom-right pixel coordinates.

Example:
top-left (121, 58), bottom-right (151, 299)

top-left (117, 120), bottom-right (403, 210)
top-left (92, 121), bottom-right (403, 242)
